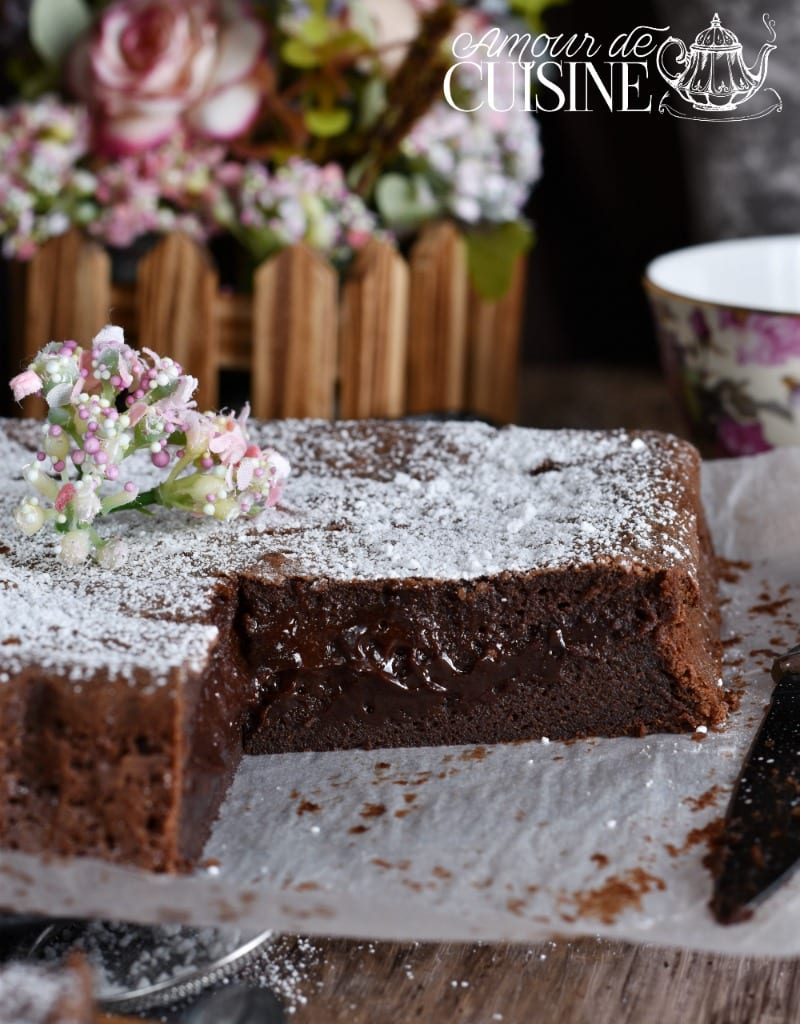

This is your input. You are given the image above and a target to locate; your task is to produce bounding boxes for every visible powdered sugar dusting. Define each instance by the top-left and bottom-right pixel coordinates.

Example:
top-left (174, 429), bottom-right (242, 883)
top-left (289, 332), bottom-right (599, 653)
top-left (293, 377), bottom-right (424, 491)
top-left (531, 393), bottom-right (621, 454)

top-left (0, 419), bottom-right (701, 688)
top-left (0, 961), bottom-right (87, 1024)
top-left (254, 421), bottom-right (698, 581)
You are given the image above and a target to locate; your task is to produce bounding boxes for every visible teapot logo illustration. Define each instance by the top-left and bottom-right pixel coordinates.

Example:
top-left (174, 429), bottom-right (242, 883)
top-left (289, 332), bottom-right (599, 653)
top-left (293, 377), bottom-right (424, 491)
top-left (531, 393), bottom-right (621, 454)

top-left (657, 12), bottom-right (782, 121)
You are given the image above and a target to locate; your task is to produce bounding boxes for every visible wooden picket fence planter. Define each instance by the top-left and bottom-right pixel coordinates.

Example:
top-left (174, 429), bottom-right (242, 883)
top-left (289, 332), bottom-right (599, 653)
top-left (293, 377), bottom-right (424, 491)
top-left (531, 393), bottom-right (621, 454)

top-left (7, 222), bottom-right (525, 422)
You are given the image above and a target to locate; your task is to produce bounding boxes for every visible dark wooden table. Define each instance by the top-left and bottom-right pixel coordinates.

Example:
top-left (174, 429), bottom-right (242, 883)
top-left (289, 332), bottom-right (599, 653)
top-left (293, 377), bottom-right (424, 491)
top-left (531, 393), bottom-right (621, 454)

top-left (210, 365), bottom-right (797, 1024)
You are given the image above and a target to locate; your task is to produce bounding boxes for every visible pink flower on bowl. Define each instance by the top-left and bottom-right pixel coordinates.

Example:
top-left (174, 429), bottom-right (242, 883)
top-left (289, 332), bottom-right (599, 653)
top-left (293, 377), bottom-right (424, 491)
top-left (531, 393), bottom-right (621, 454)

top-left (717, 416), bottom-right (771, 457)
top-left (737, 314), bottom-right (800, 367)
top-left (68, 0), bottom-right (266, 156)
top-left (646, 237), bottom-right (800, 457)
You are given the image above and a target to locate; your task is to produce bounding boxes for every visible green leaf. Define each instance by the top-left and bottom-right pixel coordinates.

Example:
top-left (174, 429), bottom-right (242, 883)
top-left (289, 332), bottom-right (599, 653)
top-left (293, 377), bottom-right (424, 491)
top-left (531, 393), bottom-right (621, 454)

top-left (304, 107), bottom-right (351, 138)
top-left (297, 13), bottom-right (332, 47)
top-left (47, 407), bottom-right (71, 427)
top-left (374, 173), bottom-right (441, 233)
top-left (465, 221), bottom-right (534, 301)
top-left (509, 0), bottom-right (570, 31)
top-left (281, 38), bottom-right (320, 69)
top-left (29, 0), bottom-right (92, 64)
top-left (326, 29), bottom-right (370, 54)
top-left (358, 77), bottom-right (387, 130)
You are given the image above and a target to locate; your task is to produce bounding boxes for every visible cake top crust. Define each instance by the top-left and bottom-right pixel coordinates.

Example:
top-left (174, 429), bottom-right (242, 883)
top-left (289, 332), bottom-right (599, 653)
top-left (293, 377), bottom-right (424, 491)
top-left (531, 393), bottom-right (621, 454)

top-left (0, 418), bottom-right (701, 686)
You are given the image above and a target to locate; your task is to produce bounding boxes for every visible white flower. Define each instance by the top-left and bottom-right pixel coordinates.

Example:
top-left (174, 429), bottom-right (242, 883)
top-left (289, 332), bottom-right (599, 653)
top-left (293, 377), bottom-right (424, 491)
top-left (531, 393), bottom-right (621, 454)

top-left (96, 538), bottom-right (129, 569)
top-left (59, 529), bottom-right (92, 566)
top-left (14, 499), bottom-right (45, 536)
top-left (72, 477), bottom-right (102, 525)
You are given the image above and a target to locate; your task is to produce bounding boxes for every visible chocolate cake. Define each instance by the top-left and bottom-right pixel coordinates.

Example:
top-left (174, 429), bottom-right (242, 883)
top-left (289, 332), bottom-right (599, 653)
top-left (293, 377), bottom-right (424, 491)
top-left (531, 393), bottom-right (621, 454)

top-left (0, 956), bottom-right (95, 1024)
top-left (0, 418), bottom-right (724, 872)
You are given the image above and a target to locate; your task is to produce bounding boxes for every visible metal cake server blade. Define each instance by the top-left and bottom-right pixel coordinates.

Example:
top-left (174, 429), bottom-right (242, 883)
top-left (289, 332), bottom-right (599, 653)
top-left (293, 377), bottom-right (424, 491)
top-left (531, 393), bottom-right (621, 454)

top-left (711, 645), bottom-right (800, 925)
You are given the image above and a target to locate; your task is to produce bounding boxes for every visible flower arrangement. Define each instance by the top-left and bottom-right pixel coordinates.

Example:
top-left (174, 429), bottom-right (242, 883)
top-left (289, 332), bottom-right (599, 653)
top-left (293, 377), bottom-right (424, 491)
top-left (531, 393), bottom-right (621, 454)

top-left (10, 325), bottom-right (290, 566)
top-left (0, 0), bottom-right (556, 295)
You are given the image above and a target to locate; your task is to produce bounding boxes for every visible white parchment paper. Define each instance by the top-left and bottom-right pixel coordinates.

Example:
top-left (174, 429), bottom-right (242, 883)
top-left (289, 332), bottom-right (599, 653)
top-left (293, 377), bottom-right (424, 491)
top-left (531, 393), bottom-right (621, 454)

top-left (2, 450), bottom-right (800, 956)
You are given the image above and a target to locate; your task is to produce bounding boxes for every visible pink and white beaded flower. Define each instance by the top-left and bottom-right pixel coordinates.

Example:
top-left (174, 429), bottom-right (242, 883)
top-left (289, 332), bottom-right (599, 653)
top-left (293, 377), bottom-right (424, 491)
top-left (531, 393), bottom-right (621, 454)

top-left (9, 325), bottom-right (290, 566)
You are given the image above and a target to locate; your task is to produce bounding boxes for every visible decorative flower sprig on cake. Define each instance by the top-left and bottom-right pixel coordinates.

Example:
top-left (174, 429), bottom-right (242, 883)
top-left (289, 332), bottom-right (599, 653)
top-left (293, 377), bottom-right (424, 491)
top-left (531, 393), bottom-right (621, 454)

top-left (9, 326), bottom-right (290, 567)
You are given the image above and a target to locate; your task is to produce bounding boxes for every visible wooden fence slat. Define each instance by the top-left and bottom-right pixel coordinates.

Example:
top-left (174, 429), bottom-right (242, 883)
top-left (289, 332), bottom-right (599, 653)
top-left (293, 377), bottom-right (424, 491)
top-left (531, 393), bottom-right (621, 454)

top-left (14, 229), bottom-right (111, 417)
top-left (407, 222), bottom-right (469, 414)
top-left (466, 254), bottom-right (526, 424)
top-left (136, 234), bottom-right (219, 411)
top-left (339, 239), bottom-right (409, 419)
top-left (5, 226), bottom-right (526, 423)
top-left (251, 244), bottom-right (338, 419)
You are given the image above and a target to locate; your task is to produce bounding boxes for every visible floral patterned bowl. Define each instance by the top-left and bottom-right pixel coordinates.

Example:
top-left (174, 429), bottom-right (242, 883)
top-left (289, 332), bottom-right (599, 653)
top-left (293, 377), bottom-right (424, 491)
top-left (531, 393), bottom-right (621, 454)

top-left (645, 236), bottom-right (800, 457)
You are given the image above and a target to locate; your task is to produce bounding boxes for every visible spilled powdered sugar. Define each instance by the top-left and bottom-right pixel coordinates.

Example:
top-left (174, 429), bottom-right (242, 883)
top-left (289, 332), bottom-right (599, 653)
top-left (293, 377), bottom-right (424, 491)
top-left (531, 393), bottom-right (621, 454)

top-left (0, 961), bottom-right (85, 1024)
top-left (0, 419), bottom-right (700, 688)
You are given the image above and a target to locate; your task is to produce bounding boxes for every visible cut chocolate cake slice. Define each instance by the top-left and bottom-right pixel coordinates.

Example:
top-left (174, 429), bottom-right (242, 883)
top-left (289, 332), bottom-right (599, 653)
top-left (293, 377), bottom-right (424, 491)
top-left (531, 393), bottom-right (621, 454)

top-left (0, 418), bottom-right (723, 871)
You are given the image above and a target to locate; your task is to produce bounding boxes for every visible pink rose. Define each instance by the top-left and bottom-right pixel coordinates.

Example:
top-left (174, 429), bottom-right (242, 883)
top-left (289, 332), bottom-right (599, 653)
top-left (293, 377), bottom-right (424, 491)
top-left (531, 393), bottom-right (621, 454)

top-left (355, 0), bottom-right (436, 73)
top-left (68, 0), bottom-right (266, 155)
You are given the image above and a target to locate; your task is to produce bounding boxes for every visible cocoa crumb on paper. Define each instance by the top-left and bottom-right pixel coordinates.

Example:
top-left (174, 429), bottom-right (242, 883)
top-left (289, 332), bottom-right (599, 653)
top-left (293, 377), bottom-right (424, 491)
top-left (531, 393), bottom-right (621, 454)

top-left (750, 648), bottom-right (782, 661)
top-left (684, 785), bottom-right (725, 812)
top-left (460, 745), bottom-right (490, 762)
top-left (664, 817), bottom-right (726, 867)
top-left (563, 869), bottom-right (666, 925)
top-left (716, 557), bottom-right (751, 583)
top-left (360, 802), bottom-right (387, 819)
top-left (297, 800), bottom-right (321, 816)
top-left (749, 597), bottom-right (792, 617)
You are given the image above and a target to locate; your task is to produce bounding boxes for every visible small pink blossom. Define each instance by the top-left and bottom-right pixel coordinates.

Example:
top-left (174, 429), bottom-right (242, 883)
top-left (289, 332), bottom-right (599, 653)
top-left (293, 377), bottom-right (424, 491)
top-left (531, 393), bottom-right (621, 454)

top-left (54, 483), bottom-right (77, 514)
top-left (183, 411), bottom-right (216, 455)
top-left (264, 449), bottom-right (290, 506)
top-left (127, 401), bottom-right (149, 426)
top-left (9, 368), bottom-right (42, 402)
top-left (209, 416), bottom-right (248, 465)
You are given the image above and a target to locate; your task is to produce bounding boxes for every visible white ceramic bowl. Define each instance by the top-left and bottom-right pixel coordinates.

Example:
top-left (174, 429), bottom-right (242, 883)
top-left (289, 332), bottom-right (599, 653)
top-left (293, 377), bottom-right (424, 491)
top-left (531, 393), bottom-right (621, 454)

top-left (645, 236), bottom-right (800, 456)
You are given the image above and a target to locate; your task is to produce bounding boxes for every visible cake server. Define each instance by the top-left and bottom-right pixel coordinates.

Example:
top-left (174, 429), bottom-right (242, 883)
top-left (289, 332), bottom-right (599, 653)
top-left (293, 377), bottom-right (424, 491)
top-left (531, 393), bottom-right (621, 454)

top-left (711, 644), bottom-right (800, 925)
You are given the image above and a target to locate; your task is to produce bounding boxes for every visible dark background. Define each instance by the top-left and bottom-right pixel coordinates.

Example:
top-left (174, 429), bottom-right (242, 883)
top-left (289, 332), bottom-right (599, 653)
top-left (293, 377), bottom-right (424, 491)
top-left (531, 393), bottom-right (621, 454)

top-left (523, 0), bottom-right (691, 367)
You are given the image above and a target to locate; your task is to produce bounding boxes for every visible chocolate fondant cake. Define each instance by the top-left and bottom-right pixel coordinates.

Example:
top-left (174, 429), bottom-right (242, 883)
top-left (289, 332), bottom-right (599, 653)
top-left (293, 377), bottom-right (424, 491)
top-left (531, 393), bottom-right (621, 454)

top-left (0, 418), bottom-right (723, 872)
